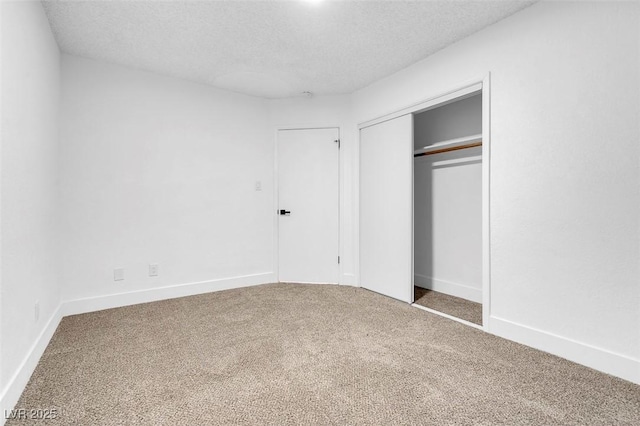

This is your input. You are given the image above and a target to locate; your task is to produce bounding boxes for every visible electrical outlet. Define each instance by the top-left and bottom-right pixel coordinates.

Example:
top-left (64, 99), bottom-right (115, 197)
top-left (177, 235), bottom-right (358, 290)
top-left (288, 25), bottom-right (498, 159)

top-left (255, 181), bottom-right (262, 191)
top-left (149, 264), bottom-right (159, 277)
top-left (35, 300), bottom-right (40, 322)
top-left (114, 268), bottom-right (125, 281)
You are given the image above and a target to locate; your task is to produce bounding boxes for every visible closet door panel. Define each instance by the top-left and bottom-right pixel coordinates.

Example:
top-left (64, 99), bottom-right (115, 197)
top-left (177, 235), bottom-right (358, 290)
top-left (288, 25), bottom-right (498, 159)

top-left (359, 114), bottom-right (413, 303)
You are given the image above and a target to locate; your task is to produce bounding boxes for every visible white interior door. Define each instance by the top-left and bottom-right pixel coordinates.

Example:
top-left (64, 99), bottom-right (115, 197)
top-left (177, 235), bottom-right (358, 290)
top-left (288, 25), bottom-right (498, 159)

top-left (360, 115), bottom-right (413, 303)
top-left (278, 128), bottom-right (339, 284)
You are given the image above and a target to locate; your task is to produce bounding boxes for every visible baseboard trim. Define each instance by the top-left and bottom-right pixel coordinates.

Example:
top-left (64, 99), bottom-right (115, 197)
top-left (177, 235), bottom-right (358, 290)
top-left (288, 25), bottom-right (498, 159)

top-left (0, 304), bottom-right (63, 425)
top-left (490, 316), bottom-right (640, 385)
top-left (62, 272), bottom-right (276, 317)
top-left (414, 274), bottom-right (482, 303)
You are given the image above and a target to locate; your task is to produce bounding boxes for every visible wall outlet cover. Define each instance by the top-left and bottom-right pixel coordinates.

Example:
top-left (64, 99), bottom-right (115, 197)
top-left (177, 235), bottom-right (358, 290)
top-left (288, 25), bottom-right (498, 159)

top-left (149, 264), bottom-right (159, 277)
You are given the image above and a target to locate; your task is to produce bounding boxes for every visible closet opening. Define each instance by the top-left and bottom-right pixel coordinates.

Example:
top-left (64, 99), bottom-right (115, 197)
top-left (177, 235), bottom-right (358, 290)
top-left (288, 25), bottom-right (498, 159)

top-left (412, 92), bottom-right (483, 327)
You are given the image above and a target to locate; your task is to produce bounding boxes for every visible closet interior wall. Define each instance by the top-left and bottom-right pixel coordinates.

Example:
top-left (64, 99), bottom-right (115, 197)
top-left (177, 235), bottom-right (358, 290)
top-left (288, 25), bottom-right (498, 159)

top-left (413, 94), bottom-right (483, 303)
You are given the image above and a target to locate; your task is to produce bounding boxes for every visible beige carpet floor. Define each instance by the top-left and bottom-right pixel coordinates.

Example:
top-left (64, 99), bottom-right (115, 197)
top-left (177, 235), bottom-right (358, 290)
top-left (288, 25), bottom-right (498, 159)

top-left (414, 287), bottom-right (483, 326)
top-left (8, 283), bottom-right (640, 425)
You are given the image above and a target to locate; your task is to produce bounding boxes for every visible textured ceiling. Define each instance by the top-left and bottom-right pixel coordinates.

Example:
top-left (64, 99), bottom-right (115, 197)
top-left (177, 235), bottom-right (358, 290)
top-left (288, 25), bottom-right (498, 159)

top-left (43, 0), bottom-right (536, 99)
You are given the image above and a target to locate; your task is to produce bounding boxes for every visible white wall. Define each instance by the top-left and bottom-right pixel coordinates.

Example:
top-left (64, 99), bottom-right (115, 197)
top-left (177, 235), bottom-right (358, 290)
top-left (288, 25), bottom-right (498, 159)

top-left (59, 55), bottom-right (274, 304)
top-left (0, 0), bottom-right (60, 401)
top-left (268, 95), bottom-right (356, 285)
top-left (354, 1), bottom-right (640, 382)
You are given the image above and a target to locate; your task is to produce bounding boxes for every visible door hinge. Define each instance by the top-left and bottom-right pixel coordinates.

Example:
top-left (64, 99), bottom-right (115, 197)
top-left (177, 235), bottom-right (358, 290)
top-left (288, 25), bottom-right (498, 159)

top-left (335, 139), bottom-right (340, 149)
top-left (338, 256), bottom-right (340, 264)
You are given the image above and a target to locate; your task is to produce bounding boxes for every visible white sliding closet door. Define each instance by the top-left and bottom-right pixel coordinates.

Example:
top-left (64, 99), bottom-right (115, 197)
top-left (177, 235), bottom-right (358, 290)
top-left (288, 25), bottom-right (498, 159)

top-left (359, 114), bottom-right (413, 303)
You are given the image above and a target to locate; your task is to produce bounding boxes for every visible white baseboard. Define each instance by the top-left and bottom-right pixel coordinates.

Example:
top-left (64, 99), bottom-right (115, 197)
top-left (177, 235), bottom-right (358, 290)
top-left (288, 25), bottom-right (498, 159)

top-left (490, 316), bottom-right (640, 385)
top-left (414, 274), bottom-right (482, 303)
top-left (0, 272), bottom-right (275, 425)
top-left (62, 272), bottom-right (276, 317)
top-left (0, 304), bottom-right (63, 425)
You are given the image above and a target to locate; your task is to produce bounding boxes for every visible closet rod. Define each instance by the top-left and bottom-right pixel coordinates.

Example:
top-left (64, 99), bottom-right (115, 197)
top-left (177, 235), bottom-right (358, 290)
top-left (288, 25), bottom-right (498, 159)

top-left (413, 141), bottom-right (482, 158)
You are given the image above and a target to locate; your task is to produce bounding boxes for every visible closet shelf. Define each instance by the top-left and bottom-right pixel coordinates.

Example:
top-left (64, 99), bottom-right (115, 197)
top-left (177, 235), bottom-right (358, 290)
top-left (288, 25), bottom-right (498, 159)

top-left (413, 133), bottom-right (482, 157)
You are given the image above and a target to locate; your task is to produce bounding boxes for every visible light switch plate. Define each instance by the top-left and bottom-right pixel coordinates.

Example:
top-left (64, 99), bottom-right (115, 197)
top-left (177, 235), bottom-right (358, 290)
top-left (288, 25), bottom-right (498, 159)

top-left (114, 268), bottom-right (125, 281)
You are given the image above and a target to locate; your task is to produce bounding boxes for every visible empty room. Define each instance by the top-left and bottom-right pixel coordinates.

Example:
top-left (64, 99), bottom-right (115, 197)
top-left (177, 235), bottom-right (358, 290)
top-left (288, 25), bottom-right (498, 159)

top-left (1, 0), bottom-right (639, 424)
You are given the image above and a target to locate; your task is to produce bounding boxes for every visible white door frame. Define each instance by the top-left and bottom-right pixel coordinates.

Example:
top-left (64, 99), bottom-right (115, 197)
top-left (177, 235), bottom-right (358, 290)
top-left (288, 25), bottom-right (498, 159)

top-left (356, 74), bottom-right (491, 332)
top-left (273, 126), bottom-right (341, 284)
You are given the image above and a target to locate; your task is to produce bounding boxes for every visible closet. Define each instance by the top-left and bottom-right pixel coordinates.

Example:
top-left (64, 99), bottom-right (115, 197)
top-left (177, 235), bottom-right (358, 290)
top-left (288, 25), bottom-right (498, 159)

top-left (413, 93), bottom-right (483, 326)
top-left (360, 82), bottom-right (486, 328)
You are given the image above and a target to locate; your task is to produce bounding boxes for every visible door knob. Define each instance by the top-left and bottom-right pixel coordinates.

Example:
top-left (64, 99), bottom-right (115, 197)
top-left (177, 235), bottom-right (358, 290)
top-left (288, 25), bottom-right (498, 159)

top-left (279, 209), bottom-right (291, 216)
